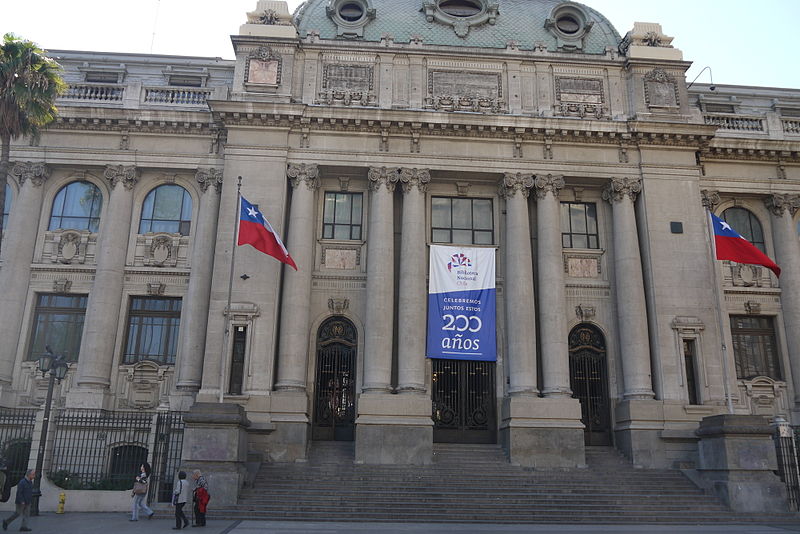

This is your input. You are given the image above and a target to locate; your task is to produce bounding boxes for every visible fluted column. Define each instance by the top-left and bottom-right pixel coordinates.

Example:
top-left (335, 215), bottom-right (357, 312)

top-left (174, 169), bottom-right (223, 394)
top-left (0, 163), bottom-right (50, 384)
top-left (602, 177), bottom-right (654, 399)
top-left (363, 167), bottom-right (398, 392)
top-left (397, 168), bottom-right (430, 393)
top-left (765, 194), bottom-right (800, 402)
top-left (275, 163), bottom-right (320, 391)
top-left (74, 165), bottom-right (138, 393)
top-left (500, 173), bottom-right (538, 395)
top-left (534, 174), bottom-right (571, 397)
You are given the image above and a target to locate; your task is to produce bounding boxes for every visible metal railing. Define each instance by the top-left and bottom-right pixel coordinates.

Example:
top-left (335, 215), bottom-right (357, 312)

top-left (773, 417), bottom-right (800, 511)
top-left (148, 411), bottom-right (186, 503)
top-left (0, 408), bottom-right (37, 484)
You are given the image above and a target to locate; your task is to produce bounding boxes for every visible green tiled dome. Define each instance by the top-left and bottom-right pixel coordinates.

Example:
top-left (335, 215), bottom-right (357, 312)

top-left (294, 0), bottom-right (622, 54)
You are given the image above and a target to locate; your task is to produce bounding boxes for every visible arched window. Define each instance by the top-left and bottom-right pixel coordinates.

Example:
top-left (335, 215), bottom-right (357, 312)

top-left (139, 184), bottom-right (192, 235)
top-left (722, 207), bottom-right (766, 253)
top-left (49, 181), bottom-right (103, 232)
top-left (2, 184), bottom-right (11, 229)
top-left (108, 444), bottom-right (148, 490)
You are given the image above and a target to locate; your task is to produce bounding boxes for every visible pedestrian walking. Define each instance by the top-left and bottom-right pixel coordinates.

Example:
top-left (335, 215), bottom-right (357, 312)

top-left (191, 470), bottom-right (209, 527)
top-left (130, 462), bottom-right (154, 522)
top-left (172, 471), bottom-right (189, 530)
top-left (2, 468), bottom-right (34, 532)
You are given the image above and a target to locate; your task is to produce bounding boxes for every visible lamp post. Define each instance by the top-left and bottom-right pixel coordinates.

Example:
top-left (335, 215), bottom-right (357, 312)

top-left (31, 345), bottom-right (68, 516)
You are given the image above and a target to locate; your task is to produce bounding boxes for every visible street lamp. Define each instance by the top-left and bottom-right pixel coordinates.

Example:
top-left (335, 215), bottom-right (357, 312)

top-left (31, 345), bottom-right (69, 516)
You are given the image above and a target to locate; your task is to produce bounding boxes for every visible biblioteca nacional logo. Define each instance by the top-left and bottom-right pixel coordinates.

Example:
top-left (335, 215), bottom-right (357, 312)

top-left (447, 253), bottom-right (478, 283)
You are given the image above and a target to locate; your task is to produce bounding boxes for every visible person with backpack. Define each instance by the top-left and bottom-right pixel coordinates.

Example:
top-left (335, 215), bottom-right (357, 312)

top-left (172, 471), bottom-right (189, 530)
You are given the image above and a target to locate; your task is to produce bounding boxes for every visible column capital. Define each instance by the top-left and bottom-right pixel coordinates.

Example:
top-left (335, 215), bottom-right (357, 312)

top-left (103, 165), bottom-right (139, 191)
top-left (499, 172), bottom-right (534, 199)
top-left (399, 168), bottom-right (430, 194)
top-left (602, 177), bottom-right (641, 203)
top-left (11, 161), bottom-right (50, 188)
top-left (287, 163), bottom-right (320, 190)
top-left (700, 189), bottom-right (721, 210)
top-left (765, 193), bottom-right (800, 217)
top-left (196, 168), bottom-right (223, 194)
top-left (534, 174), bottom-right (565, 200)
top-left (367, 166), bottom-right (399, 193)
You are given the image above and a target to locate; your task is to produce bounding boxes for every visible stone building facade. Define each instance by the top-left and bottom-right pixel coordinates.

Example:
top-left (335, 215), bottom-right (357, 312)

top-left (0, 0), bottom-right (799, 483)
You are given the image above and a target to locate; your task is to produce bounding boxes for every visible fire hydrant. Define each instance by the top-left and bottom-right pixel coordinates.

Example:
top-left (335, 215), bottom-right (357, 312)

top-left (56, 492), bottom-right (65, 514)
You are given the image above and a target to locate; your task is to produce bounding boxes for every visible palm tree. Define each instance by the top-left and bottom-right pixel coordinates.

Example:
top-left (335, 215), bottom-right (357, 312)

top-left (0, 33), bottom-right (66, 255)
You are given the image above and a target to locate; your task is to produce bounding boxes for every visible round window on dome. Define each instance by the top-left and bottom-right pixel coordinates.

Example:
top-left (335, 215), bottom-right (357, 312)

top-left (439, 0), bottom-right (482, 18)
top-left (556, 14), bottom-right (581, 35)
top-left (338, 2), bottom-right (365, 22)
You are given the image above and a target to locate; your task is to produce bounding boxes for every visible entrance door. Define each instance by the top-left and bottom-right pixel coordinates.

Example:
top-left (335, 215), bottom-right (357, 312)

top-left (432, 359), bottom-right (496, 444)
top-left (312, 317), bottom-right (357, 441)
top-left (568, 324), bottom-right (611, 446)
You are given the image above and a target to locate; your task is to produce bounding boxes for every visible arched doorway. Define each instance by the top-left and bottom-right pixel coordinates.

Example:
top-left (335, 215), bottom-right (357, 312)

top-left (568, 324), bottom-right (611, 446)
top-left (312, 316), bottom-right (357, 441)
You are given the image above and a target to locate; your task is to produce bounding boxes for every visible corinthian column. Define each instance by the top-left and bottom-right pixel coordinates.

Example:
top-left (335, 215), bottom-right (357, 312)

top-left (275, 163), bottom-right (320, 391)
top-left (765, 194), bottom-right (800, 403)
top-left (362, 167), bottom-right (398, 392)
top-left (173, 169), bottom-right (223, 402)
top-left (500, 173), bottom-right (538, 395)
top-left (534, 174), bottom-right (571, 397)
top-left (602, 177), bottom-right (654, 399)
top-left (0, 163), bottom-right (50, 385)
top-left (73, 165), bottom-right (138, 404)
top-left (397, 168), bottom-right (430, 393)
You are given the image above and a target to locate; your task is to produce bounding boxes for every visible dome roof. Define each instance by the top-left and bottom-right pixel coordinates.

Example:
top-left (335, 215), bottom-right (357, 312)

top-left (294, 0), bottom-right (622, 54)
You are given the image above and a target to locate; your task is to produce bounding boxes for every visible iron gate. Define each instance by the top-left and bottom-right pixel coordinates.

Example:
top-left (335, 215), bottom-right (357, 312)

top-left (774, 419), bottom-right (800, 511)
top-left (312, 317), bottom-right (357, 441)
top-left (148, 411), bottom-right (186, 503)
top-left (569, 324), bottom-right (611, 446)
top-left (432, 359), bottom-right (496, 444)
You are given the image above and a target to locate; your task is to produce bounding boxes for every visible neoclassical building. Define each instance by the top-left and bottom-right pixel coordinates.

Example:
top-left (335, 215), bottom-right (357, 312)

top-left (0, 0), bottom-right (799, 481)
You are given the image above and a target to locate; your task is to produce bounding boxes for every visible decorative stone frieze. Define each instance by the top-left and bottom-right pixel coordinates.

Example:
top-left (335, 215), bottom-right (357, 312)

top-left (602, 177), bottom-right (642, 203)
top-left (287, 163), bottom-right (320, 190)
top-left (399, 168), bottom-right (431, 194)
top-left (196, 168), bottom-right (224, 194)
top-left (11, 162), bottom-right (50, 187)
top-left (104, 164), bottom-right (138, 190)
top-left (367, 167), bottom-right (399, 193)
top-left (555, 78), bottom-right (606, 119)
top-left (700, 189), bottom-right (721, 210)
top-left (499, 172), bottom-right (534, 199)
top-left (534, 174), bottom-right (565, 199)
top-left (765, 193), bottom-right (800, 217)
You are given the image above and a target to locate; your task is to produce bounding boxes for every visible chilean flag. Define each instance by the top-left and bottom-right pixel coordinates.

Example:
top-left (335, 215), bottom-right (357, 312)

top-left (237, 196), bottom-right (297, 270)
top-left (710, 212), bottom-right (780, 277)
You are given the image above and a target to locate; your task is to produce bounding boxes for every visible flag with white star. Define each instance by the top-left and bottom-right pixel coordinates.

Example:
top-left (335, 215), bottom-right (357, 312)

top-left (238, 196), bottom-right (297, 270)
top-left (710, 212), bottom-right (780, 277)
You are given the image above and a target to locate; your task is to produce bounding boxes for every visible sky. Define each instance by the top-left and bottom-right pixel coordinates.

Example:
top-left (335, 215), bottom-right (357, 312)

top-left (3, 0), bottom-right (799, 89)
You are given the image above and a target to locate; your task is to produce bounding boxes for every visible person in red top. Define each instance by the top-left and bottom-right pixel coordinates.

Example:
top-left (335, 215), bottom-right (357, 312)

top-left (190, 470), bottom-right (209, 527)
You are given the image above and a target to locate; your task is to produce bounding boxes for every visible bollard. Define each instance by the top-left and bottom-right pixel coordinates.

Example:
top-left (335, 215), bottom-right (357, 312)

top-left (56, 492), bottom-right (65, 514)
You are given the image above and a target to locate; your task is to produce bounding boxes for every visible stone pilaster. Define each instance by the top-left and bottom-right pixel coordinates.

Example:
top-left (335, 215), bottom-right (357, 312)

top-left (602, 177), bottom-right (654, 400)
top-left (534, 174), bottom-right (571, 397)
top-left (171, 169), bottom-right (223, 410)
top-left (0, 163), bottom-right (50, 393)
top-left (70, 165), bottom-right (138, 408)
top-left (765, 194), bottom-right (800, 404)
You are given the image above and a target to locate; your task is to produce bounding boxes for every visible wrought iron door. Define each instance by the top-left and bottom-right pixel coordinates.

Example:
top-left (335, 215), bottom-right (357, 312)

top-left (312, 317), bottom-right (357, 441)
top-left (568, 324), bottom-right (611, 446)
top-left (432, 359), bottom-right (496, 444)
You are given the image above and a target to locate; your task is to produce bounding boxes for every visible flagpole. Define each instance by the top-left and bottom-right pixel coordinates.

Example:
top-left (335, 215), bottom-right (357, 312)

top-left (220, 175), bottom-right (243, 403)
top-left (704, 208), bottom-right (735, 415)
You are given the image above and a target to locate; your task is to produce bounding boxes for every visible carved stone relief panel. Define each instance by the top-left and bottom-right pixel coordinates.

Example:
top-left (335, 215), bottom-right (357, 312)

top-left (321, 245), bottom-right (361, 270)
top-left (738, 376), bottom-right (788, 417)
top-left (425, 70), bottom-right (504, 113)
top-left (116, 361), bottom-right (171, 410)
top-left (318, 63), bottom-right (376, 106)
top-left (134, 234), bottom-right (189, 268)
top-left (555, 77), bottom-right (606, 118)
top-left (563, 250), bottom-right (603, 278)
top-left (44, 229), bottom-right (95, 265)
top-left (245, 46), bottom-right (282, 87)
top-left (644, 68), bottom-right (679, 110)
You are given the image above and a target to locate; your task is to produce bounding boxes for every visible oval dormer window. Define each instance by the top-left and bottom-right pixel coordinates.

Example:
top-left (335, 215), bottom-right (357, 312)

top-left (556, 14), bottom-right (581, 35)
top-left (338, 2), bottom-right (365, 22)
top-left (439, 0), bottom-right (482, 18)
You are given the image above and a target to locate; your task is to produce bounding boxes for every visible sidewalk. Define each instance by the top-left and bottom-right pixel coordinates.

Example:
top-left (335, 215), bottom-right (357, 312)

top-left (5, 513), bottom-right (800, 534)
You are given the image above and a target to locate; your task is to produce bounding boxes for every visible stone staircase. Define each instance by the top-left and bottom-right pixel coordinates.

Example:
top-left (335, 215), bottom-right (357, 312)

top-left (218, 441), bottom-right (795, 524)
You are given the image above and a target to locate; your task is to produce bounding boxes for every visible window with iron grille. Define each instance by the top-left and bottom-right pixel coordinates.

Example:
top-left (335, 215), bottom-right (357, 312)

top-left (322, 192), bottom-right (363, 240)
top-left (139, 184), bottom-right (192, 236)
top-left (730, 315), bottom-right (781, 380)
top-left (722, 207), bottom-right (766, 253)
top-left (431, 197), bottom-right (493, 245)
top-left (123, 297), bottom-right (182, 365)
top-left (561, 202), bottom-right (599, 249)
top-left (28, 293), bottom-right (88, 363)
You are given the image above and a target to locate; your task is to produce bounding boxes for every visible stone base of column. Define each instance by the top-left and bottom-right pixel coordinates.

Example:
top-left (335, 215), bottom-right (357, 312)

top-left (355, 393), bottom-right (433, 465)
top-left (694, 414), bottom-right (789, 513)
top-left (168, 389), bottom-right (198, 412)
top-left (499, 395), bottom-right (585, 468)
top-left (181, 402), bottom-right (250, 507)
top-left (65, 387), bottom-right (114, 410)
top-left (0, 383), bottom-right (18, 408)
top-left (266, 390), bottom-right (310, 462)
top-left (614, 399), bottom-right (667, 468)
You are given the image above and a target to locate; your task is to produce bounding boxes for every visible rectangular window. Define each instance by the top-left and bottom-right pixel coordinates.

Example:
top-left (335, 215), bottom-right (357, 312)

top-left (561, 202), bottom-right (599, 249)
top-left (683, 339), bottom-right (700, 405)
top-left (730, 315), bottom-right (781, 380)
top-left (123, 297), bottom-right (182, 365)
top-left (228, 325), bottom-right (247, 395)
top-left (28, 294), bottom-right (88, 363)
top-left (322, 192), bottom-right (363, 240)
top-left (431, 197), bottom-right (493, 245)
